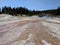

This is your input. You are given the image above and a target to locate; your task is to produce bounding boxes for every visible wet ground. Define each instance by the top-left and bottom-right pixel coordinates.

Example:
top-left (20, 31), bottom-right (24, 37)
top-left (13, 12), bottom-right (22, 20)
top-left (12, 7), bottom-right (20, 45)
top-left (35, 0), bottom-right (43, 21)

top-left (0, 14), bottom-right (60, 45)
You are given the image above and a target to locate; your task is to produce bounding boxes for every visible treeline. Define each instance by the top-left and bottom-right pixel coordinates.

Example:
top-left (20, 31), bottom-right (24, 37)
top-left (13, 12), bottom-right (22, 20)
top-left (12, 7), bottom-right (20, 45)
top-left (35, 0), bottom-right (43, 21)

top-left (0, 6), bottom-right (60, 17)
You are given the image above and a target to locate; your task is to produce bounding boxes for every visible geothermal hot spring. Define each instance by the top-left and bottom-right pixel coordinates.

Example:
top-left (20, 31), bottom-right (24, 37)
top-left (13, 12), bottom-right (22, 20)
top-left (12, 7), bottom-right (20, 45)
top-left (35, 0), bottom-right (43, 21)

top-left (0, 14), bottom-right (60, 45)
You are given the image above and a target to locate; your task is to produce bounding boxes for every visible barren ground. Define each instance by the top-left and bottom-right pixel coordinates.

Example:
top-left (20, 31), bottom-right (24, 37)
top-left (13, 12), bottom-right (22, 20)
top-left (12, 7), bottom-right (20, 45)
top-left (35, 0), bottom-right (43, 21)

top-left (0, 14), bottom-right (60, 45)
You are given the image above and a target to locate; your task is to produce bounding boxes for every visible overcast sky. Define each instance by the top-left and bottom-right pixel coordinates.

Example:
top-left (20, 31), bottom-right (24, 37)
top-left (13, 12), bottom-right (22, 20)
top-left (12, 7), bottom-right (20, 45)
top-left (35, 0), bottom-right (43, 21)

top-left (0, 0), bottom-right (60, 10)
